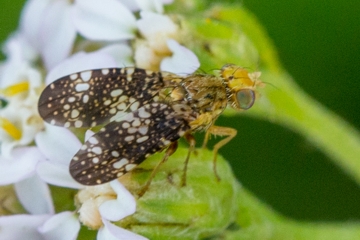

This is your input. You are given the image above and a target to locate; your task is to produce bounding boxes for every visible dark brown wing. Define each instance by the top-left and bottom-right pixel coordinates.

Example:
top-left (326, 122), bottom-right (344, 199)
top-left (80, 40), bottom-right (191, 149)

top-left (69, 103), bottom-right (190, 185)
top-left (38, 68), bottom-right (165, 128)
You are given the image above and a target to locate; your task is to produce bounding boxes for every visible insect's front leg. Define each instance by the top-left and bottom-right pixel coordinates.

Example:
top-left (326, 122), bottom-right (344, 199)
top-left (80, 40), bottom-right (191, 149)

top-left (206, 126), bottom-right (237, 181)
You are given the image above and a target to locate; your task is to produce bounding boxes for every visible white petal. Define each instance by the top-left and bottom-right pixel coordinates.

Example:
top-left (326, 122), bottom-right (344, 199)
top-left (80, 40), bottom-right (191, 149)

top-left (20, 0), bottom-right (52, 51)
top-left (38, 211), bottom-right (80, 240)
top-left (0, 214), bottom-right (50, 240)
top-left (99, 180), bottom-right (136, 221)
top-left (46, 51), bottom-right (117, 84)
top-left (73, 0), bottom-right (136, 41)
top-left (0, 57), bottom-right (41, 90)
top-left (36, 161), bottom-right (84, 189)
top-left (40, 1), bottom-right (76, 70)
top-left (137, 11), bottom-right (179, 54)
top-left (137, 11), bottom-right (178, 40)
top-left (0, 147), bottom-right (44, 185)
top-left (0, 101), bottom-right (42, 157)
top-left (120, 0), bottom-right (172, 12)
top-left (26, 65), bottom-right (43, 88)
top-left (2, 32), bottom-right (38, 63)
top-left (160, 39), bottom-right (200, 75)
top-left (35, 124), bottom-right (81, 165)
top-left (118, 0), bottom-right (141, 12)
top-left (98, 220), bottom-right (148, 240)
top-left (98, 44), bottom-right (134, 67)
top-left (135, 0), bottom-right (164, 13)
top-left (15, 174), bottom-right (54, 215)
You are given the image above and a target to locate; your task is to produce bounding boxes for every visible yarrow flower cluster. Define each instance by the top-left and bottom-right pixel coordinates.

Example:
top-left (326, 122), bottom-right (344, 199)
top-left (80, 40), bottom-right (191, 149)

top-left (0, 0), bottom-right (199, 239)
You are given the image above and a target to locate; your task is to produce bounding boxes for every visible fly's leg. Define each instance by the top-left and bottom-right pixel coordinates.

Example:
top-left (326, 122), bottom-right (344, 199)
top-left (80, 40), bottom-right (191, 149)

top-left (202, 130), bottom-right (211, 148)
top-left (138, 141), bottom-right (178, 197)
top-left (206, 126), bottom-right (237, 181)
top-left (181, 133), bottom-right (196, 187)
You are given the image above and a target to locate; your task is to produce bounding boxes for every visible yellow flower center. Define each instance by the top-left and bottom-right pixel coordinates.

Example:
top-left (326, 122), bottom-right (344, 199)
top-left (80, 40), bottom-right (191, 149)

top-left (0, 81), bottom-right (29, 140)
top-left (0, 81), bottom-right (29, 97)
top-left (0, 117), bottom-right (22, 140)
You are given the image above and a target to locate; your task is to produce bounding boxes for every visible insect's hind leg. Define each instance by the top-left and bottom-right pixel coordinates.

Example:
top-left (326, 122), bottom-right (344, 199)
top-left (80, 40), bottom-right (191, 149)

top-left (138, 141), bottom-right (178, 197)
top-left (181, 133), bottom-right (196, 187)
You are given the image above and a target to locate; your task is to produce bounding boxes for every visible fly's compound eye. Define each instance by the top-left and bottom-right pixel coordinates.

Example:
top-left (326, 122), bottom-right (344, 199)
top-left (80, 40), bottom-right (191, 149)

top-left (236, 89), bottom-right (255, 110)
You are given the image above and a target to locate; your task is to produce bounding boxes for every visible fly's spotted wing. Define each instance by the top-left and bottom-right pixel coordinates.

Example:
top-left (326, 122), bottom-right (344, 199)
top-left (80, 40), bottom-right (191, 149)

top-left (38, 68), bottom-right (165, 128)
top-left (69, 103), bottom-right (190, 185)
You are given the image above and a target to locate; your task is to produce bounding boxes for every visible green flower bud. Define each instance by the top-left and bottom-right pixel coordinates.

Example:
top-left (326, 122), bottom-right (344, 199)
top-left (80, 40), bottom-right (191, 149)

top-left (117, 147), bottom-right (239, 240)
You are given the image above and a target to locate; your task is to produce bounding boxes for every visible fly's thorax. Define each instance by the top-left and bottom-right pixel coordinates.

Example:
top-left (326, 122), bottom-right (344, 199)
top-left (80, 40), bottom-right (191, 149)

top-left (177, 74), bottom-right (229, 131)
top-left (180, 74), bottom-right (228, 114)
top-left (159, 73), bottom-right (228, 115)
top-left (221, 64), bottom-right (262, 110)
top-left (158, 73), bottom-right (230, 132)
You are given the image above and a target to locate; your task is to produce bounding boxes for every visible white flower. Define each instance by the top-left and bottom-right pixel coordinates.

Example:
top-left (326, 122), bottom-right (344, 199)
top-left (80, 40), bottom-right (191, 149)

top-left (35, 125), bottom-right (142, 238)
top-left (45, 45), bottom-right (132, 85)
top-left (20, 0), bottom-right (137, 70)
top-left (135, 11), bottom-right (199, 73)
top-left (161, 39), bottom-right (200, 75)
top-left (0, 212), bottom-right (81, 240)
top-left (99, 181), bottom-right (136, 221)
top-left (20, 0), bottom-right (76, 70)
top-left (72, 0), bottom-right (136, 41)
top-left (77, 181), bottom-right (135, 227)
top-left (78, 181), bottom-right (146, 239)
top-left (1, 0), bottom-right (201, 238)
top-left (0, 123), bottom-right (139, 239)
top-left (38, 212), bottom-right (81, 240)
top-left (0, 96), bottom-right (42, 157)
top-left (35, 123), bottom-right (84, 189)
top-left (14, 173), bottom-right (54, 215)
top-left (0, 148), bottom-right (54, 216)
top-left (0, 147), bottom-right (44, 185)
top-left (137, 11), bottom-right (179, 54)
top-left (0, 37), bottom-right (44, 157)
top-left (1, 32), bottom-right (38, 64)
top-left (20, 0), bottom-right (198, 72)
top-left (0, 214), bottom-right (50, 240)
top-left (0, 121), bottom-right (135, 239)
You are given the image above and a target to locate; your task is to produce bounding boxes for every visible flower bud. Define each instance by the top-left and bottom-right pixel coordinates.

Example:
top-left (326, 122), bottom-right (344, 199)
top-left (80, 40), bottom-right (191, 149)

top-left (117, 147), bottom-right (239, 239)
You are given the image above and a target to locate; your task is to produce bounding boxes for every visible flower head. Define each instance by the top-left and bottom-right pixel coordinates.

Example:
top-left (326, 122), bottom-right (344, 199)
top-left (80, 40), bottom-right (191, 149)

top-left (0, 0), bottom-right (200, 239)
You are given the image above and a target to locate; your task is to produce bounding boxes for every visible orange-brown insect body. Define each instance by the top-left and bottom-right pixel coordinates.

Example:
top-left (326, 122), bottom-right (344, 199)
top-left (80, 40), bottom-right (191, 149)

top-left (160, 64), bottom-right (261, 133)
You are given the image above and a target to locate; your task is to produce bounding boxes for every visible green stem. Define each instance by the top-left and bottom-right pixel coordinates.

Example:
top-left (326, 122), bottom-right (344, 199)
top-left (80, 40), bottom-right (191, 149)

top-left (250, 70), bottom-right (360, 185)
top-left (228, 187), bottom-right (360, 240)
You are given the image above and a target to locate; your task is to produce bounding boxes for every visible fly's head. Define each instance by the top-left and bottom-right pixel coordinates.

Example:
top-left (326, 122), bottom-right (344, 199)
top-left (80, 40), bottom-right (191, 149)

top-left (221, 64), bottom-right (263, 110)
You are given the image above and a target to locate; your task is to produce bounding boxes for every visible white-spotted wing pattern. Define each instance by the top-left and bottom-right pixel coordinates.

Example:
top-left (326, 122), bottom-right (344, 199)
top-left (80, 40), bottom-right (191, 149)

top-left (38, 68), bottom-right (164, 128)
top-left (69, 103), bottom-right (190, 185)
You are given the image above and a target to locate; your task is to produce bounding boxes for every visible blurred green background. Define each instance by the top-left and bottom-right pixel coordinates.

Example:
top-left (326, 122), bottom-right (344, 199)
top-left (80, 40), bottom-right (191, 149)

top-left (1, 0), bottom-right (359, 222)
